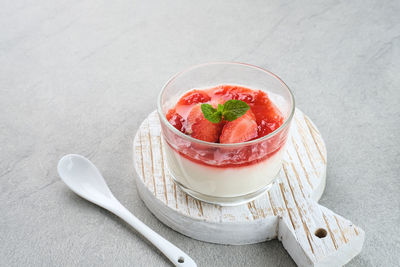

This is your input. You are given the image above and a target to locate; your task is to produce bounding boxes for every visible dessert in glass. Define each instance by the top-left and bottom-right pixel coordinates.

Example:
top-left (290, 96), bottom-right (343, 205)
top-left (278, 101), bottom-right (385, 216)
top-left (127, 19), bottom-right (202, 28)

top-left (157, 62), bottom-right (295, 205)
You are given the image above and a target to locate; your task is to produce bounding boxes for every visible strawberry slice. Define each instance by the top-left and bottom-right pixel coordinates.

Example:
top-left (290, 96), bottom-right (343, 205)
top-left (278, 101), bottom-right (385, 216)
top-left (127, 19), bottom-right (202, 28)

top-left (186, 104), bottom-right (222, 142)
top-left (178, 90), bottom-right (211, 105)
top-left (250, 90), bottom-right (283, 124)
top-left (257, 119), bottom-right (283, 137)
top-left (213, 85), bottom-right (257, 104)
top-left (166, 108), bottom-right (185, 133)
top-left (220, 110), bottom-right (258, 144)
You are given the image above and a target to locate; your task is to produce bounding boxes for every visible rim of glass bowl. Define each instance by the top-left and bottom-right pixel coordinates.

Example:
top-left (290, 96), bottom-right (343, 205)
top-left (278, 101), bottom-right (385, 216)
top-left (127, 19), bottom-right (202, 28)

top-left (157, 62), bottom-right (295, 148)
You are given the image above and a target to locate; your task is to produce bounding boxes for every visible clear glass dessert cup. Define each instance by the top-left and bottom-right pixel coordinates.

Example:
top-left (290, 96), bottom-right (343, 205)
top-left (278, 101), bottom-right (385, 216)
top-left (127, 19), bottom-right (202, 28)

top-left (157, 62), bottom-right (295, 206)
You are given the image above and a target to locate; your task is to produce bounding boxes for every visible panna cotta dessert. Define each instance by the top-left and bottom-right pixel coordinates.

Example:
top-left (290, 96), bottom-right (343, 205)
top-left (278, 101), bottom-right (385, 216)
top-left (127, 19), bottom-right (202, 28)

top-left (158, 63), bottom-right (294, 205)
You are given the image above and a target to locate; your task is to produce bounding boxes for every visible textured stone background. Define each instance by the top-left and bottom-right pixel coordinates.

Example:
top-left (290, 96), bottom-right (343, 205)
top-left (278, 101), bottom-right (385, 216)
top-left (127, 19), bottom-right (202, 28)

top-left (1, 0), bottom-right (399, 266)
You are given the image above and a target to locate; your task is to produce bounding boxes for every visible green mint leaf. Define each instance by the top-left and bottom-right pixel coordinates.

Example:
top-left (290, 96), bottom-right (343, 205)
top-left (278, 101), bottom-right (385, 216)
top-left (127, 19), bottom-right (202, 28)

top-left (200, 100), bottom-right (249, 123)
top-left (201, 103), bottom-right (222, 123)
top-left (222, 99), bottom-right (250, 121)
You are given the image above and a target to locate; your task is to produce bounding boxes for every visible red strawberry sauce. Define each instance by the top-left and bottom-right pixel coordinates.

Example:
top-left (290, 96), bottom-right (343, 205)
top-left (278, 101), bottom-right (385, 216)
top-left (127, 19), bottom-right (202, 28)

top-left (163, 85), bottom-right (288, 168)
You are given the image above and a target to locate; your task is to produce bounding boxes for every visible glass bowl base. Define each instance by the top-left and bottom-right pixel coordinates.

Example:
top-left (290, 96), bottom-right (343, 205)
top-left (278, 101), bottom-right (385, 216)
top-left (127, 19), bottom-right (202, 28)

top-left (170, 174), bottom-right (278, 206)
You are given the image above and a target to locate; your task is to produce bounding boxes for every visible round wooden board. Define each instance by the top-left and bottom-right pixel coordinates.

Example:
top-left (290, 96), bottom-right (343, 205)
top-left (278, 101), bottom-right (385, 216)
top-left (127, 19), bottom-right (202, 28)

top-left (133, 109), bottom-right (364, 266)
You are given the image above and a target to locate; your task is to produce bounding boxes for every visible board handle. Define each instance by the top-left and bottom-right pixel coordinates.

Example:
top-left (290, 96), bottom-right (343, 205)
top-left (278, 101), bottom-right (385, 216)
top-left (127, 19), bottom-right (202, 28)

top-left (277, 198), bottom-right (365, 267)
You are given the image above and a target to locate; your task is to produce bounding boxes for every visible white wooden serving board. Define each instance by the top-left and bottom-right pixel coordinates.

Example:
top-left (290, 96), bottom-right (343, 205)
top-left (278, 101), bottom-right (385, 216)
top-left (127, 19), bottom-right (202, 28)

top-left (133, 109), bottom-right (364, 267)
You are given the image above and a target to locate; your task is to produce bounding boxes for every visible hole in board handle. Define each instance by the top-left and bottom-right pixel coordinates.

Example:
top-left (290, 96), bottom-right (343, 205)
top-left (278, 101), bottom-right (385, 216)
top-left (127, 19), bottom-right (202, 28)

top-left (314, 228), bottom-right (327, 238)
top-left (178, 256), bottom-right (185, 263)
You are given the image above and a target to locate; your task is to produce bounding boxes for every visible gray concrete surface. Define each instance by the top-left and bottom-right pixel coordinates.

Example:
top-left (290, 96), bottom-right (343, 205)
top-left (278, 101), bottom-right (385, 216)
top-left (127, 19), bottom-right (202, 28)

top-left (1, 0), bottom-right (399, 266)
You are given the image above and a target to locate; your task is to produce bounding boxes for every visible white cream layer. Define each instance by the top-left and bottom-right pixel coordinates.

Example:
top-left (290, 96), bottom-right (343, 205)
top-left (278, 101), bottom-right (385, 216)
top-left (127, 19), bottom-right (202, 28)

top-left (164, 143), bottom-right (284, 197)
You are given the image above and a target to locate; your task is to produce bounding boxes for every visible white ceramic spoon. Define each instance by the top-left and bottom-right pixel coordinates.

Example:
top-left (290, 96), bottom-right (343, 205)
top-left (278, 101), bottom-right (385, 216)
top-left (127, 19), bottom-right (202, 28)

top-left (57, 154), bottom-right (196, 267)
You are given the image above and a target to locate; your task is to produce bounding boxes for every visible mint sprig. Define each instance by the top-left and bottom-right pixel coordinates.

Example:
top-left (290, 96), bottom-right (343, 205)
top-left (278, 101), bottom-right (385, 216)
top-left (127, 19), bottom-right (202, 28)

top-left (201, 100), bottom-right (250, 123)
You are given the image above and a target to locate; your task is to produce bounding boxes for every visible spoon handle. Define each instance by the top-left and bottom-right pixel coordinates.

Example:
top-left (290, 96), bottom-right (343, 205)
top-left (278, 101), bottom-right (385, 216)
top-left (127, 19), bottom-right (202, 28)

top-left (108, 200), bottom-right (197, 267)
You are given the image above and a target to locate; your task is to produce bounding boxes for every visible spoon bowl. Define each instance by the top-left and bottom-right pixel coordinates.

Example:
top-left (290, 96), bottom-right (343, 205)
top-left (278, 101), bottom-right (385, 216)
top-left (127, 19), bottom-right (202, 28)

top-left (58, 154), bottom-right (115, 205)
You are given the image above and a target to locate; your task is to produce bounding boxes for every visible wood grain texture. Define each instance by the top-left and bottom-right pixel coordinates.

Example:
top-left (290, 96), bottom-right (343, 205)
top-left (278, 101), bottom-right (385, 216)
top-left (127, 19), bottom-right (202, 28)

top-left (133, 109), bottom-right (364, 266)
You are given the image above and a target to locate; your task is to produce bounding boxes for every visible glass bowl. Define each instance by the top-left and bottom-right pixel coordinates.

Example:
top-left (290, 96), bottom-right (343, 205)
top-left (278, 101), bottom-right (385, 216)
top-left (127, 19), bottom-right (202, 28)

top-left (157, 62), bottom-right (295, 205)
